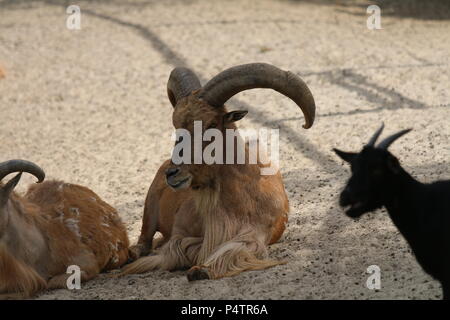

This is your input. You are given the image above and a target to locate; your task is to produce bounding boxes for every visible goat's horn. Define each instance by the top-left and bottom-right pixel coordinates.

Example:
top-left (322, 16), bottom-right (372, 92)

top-left (367, 123), bottom-right (385, 147)
top-left (377, 129), bottom-right (412, 150)
top-left (199, 63), bottom-right (316, 129)
top-left (167, 67), bottom-right (202, 107)
top-left (0, 160), bottom-right (45, 183)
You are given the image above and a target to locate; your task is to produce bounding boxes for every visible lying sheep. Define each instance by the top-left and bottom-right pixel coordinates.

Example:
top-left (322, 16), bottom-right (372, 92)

top-left (122, 63), bottom-right (316, 280)
top-left (0, 160), bottom-right (129, 299)
top-left (334, 124), bottom-right (450, 299)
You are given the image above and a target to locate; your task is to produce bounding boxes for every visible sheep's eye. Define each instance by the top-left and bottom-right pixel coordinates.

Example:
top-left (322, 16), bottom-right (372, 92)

top-left (208, 122), bottom-right (217, 129)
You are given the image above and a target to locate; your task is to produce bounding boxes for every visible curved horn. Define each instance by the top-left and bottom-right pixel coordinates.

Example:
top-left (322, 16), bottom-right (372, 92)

top-left (0, 160), bottom-right (45, 183)
top-left (367, 123), bottom-right (385, 147)
top-left (199, 63), bottom-right (316, 129)
top-left (167, 67), bottom-right (202, 107)
top-left (377, 129), bottom-right (412, 150)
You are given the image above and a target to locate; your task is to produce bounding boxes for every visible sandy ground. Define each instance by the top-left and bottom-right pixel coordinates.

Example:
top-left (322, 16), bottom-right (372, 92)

top-left (0, 0), bottom-right (449, 300)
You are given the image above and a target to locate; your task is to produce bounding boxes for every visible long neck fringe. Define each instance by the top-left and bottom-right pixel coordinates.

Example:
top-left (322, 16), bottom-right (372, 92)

top-left (195, 184), bottom-right (233, 264)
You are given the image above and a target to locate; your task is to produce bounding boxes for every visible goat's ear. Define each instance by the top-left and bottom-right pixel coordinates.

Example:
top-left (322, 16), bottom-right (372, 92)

top-left (333, 148), bottom-right (357, 163)
top-left (386, 155), bottom-right (401, 174)
top-left (224, 110), bottom-right (248, 123)
top-left (0, 172), bottom-right (22, 204)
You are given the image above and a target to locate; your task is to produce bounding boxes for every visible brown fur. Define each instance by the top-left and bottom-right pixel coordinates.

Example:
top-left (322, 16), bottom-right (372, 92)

top-left (0, 180), bottom-right (129, 299)
top-left (123, 92), bottom-right (290, 280)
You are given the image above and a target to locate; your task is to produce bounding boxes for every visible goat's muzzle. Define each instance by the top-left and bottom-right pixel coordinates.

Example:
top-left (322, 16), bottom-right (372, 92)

top-left (339, 187), bottom-right (367, 218)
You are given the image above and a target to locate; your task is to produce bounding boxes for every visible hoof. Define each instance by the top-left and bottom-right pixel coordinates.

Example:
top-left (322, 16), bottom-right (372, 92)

top-left (128, 245), bottom-right (141, 262)
top-left (128, 244), bottom-right (151, 262)
top-left (187, 266), bottom-right (210, 282)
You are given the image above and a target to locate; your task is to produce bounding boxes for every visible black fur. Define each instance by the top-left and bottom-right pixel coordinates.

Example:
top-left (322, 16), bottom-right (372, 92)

top-left (334, 126), bottom-right (450, 299)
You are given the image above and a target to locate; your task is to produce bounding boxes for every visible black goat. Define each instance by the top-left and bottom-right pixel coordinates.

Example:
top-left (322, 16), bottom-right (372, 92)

top-left (334, 124), bottom-right (450, 299)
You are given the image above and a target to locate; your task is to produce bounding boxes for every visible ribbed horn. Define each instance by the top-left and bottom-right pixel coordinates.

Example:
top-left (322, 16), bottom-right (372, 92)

top-left (0, 160), bottom-right (45, 183)
top-left (167, 67), bottom-right (202, 107)
top-left (198, 63), bottom-right (316, 129)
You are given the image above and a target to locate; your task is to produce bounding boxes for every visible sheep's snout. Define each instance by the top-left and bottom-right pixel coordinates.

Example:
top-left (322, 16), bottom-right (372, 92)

top-left (165, 167), bottom-right (180, 178)
top-left (165, 167), bottom-right (192, 190)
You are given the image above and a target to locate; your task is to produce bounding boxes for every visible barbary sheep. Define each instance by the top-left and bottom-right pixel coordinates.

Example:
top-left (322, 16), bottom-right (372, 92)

top-left (0, 160), bottom-right (129, 299)
top-left (334, 124), bottom-right (450, 299)
top-left (122, 63), bottom-right (316, 280)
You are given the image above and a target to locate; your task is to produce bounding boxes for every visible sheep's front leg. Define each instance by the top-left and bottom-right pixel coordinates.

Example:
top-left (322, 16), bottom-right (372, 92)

top-left (129, 199), bottom-right (161, 261)
top-left (187, 265), bottom-right (210, 281)
top-left (120, 236), bottom-right (203, 276)
top-left (187, 237), bottom-right (284, 281)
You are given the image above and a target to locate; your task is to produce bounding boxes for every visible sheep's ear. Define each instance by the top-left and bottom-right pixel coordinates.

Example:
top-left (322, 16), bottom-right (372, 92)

top-left (333, 148), bottom-right (357, 163)
top-left (0, 172), bottom-right (22, 205)
top-left (386, 155), bottom-right (401, 174)
top-left (224, 110), bottom-right (248, 123)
